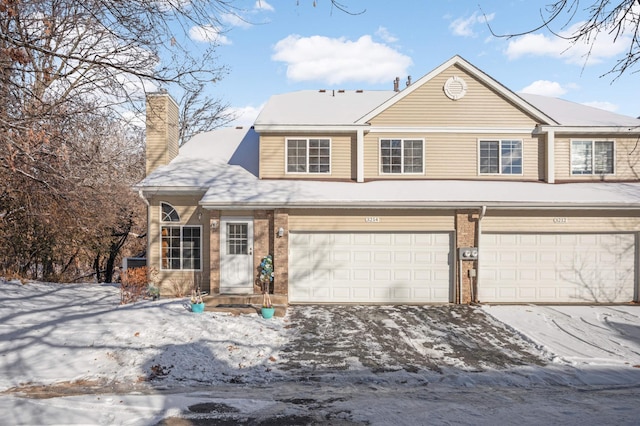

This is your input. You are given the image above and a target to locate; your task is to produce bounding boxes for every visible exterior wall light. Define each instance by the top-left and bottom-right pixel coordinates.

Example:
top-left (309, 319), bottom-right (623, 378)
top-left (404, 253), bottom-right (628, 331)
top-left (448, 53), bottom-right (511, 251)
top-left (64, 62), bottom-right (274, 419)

top-left (277, 227), bottom-right (285, 237)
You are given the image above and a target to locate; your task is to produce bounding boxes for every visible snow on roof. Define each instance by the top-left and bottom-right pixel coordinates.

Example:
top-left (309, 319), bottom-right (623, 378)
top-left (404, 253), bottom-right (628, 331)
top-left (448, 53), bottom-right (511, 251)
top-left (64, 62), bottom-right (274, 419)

top-left (199, 176), bottom-right (640, 208)
top-left (254, 89), bottom-right (395, 126)
top-left (136, 127), bottom-right (258, 191)
top-left (519, 93), bottom-right (640, 127)
top-left (137, 122), bottom-right (640, 208)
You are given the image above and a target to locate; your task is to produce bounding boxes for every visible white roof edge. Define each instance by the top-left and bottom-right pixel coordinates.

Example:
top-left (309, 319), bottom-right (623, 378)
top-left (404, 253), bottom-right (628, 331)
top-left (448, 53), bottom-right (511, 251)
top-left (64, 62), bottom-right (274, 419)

top-left (356, 55), bottom-right (558, 126)
top-left (199, 201), bottom-right (640, 210)
top-left (254, 124), bottom-right (370, 132)
top-left (537, 125), bottom-right (640, 134)
top-left (369, 126), bottom-right (536, 134)
top-left (137, 187), bottom-right (207, 195)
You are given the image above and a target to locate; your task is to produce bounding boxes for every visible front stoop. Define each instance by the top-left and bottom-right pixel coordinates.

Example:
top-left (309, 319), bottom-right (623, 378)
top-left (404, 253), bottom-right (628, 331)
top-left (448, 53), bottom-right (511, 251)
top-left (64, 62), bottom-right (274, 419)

top-left (202, 294), bottom-right (288, 317)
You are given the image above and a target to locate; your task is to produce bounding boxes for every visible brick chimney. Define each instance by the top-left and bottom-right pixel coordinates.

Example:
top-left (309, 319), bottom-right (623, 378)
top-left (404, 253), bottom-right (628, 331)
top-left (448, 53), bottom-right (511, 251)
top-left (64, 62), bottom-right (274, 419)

top-left (145, 90), bottom-right (179, 176)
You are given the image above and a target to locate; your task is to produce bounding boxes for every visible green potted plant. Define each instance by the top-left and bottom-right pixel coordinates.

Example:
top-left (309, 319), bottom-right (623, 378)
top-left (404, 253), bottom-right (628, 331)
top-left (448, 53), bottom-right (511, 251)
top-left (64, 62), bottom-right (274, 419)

top-left (259, 255), bottom-right (275, 319)
top-left (190, 288), bottom-right (205, 313)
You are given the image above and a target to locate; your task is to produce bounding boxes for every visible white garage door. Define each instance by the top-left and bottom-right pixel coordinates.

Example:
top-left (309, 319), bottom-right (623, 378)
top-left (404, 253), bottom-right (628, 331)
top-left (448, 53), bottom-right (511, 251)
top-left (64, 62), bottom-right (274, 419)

top-left (289, 232), bottom-right (452, 303)
top-left (479, 233), bottom-right (636, 303)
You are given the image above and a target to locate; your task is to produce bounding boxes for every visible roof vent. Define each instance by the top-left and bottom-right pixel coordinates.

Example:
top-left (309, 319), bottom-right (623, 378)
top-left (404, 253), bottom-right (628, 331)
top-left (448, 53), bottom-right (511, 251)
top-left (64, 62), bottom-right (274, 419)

top-left (393, 77), bottom-right (400, 92)
top-left (319, 89), bottom-right (326, 93)
top-left (356, 89), bottom-right (363, 93)
top-left (235, 126), bottom-right (243, 129)
top-left (338, 89), bottom-right (345, 93)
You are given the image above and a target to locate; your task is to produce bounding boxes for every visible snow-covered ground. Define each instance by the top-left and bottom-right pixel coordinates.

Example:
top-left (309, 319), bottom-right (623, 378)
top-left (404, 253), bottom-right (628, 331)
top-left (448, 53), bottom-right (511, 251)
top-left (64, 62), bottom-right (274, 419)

top-left (1, 280), bottom-right (639, 425)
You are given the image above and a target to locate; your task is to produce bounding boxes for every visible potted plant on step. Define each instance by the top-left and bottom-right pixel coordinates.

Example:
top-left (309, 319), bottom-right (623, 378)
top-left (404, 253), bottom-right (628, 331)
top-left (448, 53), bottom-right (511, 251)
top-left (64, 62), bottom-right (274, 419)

top-left (259, 254), bottom-right (275, 319)
top-left (190, 288), bottom-right (205, 313)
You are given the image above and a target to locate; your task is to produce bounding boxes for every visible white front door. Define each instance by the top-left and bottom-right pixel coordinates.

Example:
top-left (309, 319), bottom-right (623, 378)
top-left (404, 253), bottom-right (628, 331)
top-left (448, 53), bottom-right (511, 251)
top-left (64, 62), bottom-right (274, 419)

top-left (220, 217), bottom-right (254, 294)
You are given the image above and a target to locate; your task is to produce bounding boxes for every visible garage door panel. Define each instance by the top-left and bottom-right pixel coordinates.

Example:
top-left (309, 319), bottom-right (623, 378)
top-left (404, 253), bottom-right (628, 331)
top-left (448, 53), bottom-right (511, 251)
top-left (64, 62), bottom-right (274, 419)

top-left (480, 233), bottom-right (635, 303)
top-left (290, 232), bottom-right (452, 303)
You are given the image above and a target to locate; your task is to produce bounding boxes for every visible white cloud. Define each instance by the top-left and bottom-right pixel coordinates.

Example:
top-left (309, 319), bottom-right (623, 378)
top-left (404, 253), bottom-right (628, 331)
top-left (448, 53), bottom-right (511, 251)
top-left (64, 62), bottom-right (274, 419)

top-left (220, 12), bottom-right (252, 29)
top-left (189, 25), bottom-right (231, 45)
top-left (254, 0), bottom-right (274, 12)
top-left (228, 104), bottom-right (264, 127)
top-left (375, 26), bottom-right (398, 43)
top-left (520, 80), bottom-right (568, 97)
top-left (505, 21), bottom-right (630, 65)
top-left (272, 34), bottom-right (413, 85)
top-left (582, 101), bottom-right (618, 112)
top-left (450, 11), bottom-right (494, 37)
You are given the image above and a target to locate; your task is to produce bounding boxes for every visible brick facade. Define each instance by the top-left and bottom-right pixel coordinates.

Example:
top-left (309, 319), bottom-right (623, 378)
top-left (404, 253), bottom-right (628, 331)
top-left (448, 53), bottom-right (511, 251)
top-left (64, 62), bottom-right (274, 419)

top-left (209, 211), bottom-right (221, 294)
top-left (455, 210), bottom-right (478, 304)
top-left (273, 209), bottom-right (289, 295)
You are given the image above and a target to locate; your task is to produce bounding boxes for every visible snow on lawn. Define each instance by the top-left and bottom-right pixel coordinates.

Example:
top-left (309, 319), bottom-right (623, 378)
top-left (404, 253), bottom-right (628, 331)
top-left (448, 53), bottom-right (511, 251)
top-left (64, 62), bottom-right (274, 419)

top-left (1, 279), bottom-right (640, 425)
top-left (0, 280), bottom-right (286, 391)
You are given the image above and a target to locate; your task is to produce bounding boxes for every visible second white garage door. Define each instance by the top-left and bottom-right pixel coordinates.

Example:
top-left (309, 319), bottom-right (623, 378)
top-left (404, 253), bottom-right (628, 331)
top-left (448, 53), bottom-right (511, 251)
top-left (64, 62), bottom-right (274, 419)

top-left (289, 232), bottom-right (452, 303)
top-left (479, 233), bottom-right (636, 303)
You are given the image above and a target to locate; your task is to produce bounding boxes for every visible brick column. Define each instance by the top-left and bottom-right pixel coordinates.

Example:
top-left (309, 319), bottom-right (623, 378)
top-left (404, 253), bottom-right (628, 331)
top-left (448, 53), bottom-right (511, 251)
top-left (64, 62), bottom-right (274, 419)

top-left (253, 210), bottom-right (269, 293)
top-left (273, 209), bottom-right (289, 296)
top-left (456, 210), bottom-right (478, 304)
top-left (209, 211), bottom-right (221, 295)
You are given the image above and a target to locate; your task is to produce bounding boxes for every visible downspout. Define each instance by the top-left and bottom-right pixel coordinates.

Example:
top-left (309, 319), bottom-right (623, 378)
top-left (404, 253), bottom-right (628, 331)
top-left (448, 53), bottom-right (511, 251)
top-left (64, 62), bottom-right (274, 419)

top-left (137, 190), bottom-right (151, 267)
top-left (474, 205), bottom-right (487, 304)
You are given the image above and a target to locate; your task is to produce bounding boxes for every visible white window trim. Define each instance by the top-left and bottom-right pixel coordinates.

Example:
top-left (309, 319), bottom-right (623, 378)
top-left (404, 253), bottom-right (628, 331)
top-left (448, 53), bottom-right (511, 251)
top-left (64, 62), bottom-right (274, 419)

top-left (477, 139), bottom-right (524, 176)
top-left (570, 139), bottom-right (616, 176)
top-left (378, 138), bottom-right (426, 175)
top-left (160, 224), bottom-right (203, 271)
top-left (284, 137), bottom-right (332, 175)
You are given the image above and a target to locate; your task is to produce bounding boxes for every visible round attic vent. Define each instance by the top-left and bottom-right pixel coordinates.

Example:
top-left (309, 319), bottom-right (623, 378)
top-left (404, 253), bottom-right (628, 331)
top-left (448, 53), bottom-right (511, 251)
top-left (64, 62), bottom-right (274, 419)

top-left (444, 76), bottom-right (467, 100)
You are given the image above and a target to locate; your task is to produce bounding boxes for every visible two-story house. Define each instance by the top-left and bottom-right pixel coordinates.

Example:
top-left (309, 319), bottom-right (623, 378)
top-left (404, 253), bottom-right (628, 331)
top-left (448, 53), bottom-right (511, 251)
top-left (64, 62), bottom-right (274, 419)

top-left (135, 55), bottom-right (640, 305)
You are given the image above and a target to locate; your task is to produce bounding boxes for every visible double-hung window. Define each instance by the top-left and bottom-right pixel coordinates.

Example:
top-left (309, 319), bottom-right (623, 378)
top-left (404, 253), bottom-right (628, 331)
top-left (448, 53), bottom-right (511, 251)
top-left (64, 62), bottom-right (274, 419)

top-left (479, 140), bottom-right (522, 175)
top-left (380, 139), bottom-right (424, 174)
top-left (160, 202), bottom-right (201, 270)
top-left (286, 138), bottom-right (330, 173)
top-left (571, 140), bottom-right (614, 175)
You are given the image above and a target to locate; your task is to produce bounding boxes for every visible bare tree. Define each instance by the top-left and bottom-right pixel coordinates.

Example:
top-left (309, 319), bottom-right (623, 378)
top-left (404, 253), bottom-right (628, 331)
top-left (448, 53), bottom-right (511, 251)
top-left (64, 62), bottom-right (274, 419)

top-left (484, 1), bottom-right (640, 79)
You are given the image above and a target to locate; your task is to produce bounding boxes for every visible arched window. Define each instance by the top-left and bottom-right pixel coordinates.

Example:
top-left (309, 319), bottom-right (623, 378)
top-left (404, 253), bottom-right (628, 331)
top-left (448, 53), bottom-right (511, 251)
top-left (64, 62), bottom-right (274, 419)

top-left (161, 202), bottom-right (180, 222)
top-left (159, 202), bottom-right (201, 270)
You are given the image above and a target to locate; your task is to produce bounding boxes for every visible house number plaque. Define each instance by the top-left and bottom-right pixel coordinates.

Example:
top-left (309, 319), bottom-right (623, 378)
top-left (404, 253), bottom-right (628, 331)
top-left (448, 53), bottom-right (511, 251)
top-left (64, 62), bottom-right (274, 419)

top-left (365, 217), bottom-right (380, 223)
top-left (553, 217), bottom-right (568, 224)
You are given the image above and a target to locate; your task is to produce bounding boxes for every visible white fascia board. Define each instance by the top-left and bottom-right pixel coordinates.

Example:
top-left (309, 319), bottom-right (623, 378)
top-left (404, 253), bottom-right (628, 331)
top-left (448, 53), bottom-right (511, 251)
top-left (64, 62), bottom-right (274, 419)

top-left (254, 124), bottom-right (369, 133)
top-left (357, 55), bottom-right (558, 125)
top-left (199, 200), bottom-right (640, 210)
top-left (536, 125), bottom-right (640, 135)
top-left (137, 187), bottom-right (207, 197)
top-left (368, 126), bottom-right (537, 134)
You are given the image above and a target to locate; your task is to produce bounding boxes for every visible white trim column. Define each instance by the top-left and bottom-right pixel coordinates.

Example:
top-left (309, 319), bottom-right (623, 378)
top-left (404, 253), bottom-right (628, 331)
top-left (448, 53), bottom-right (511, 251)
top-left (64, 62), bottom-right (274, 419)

top-left (357, 129), bottom-right (364, 182)
top-left (546, 130), bottom-right (555, 183)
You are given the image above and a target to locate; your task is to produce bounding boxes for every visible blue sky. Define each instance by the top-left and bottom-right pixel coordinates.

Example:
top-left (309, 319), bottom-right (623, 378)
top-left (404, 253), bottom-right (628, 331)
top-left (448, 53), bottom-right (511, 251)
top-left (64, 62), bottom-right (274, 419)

top-left (184, 0), bottom-right (639, 126)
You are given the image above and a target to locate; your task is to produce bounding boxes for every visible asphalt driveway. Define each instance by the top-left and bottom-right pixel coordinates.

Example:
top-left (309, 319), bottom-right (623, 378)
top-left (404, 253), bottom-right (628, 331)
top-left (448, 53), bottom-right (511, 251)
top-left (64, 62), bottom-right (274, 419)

top-left (276, 304), bottom-right (547, 378)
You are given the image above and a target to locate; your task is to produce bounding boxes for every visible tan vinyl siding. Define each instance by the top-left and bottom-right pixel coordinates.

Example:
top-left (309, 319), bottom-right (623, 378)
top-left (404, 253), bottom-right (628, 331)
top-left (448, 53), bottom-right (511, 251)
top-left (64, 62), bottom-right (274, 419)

top-left (369, 65), bottom-right (539, 128)
top-left (554, 135), bottom-right (640, 181)
top-left (289, 209), bottom-right (455, 231)
top-left (147, 194), bottom-right (210, 293)
top-left (482, 210), bottom-right (640, 232)
top-left (363, 133), bottom-right (540, 180)
top-left (259, 134), bottom-right (353, 179)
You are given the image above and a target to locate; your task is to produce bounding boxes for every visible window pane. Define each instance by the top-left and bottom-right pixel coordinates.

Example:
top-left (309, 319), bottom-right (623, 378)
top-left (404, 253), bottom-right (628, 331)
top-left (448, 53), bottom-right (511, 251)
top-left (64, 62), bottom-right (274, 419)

top-left (572, 141), bottom-right (592, 175)
top-left (403, 140), bottom-right (423, 173)
top-left (287, 140), bottom-right (307, 173)
top-left (182, 226), bottom-right (201, 270)
top-left (479, 141), bottom-right (499, 174)
top-left (161, 226), bottom-right (181, 270)
top-left (309, 139), bottom-right (330, 173)
top-left (381, 139), bottom-right (403, 174)
top-left (227, 223), bottom-right (248, 255)
top-left (501, 140), bottom-right (522, 174)
top-left (594, 141), bottom-right (614, 174)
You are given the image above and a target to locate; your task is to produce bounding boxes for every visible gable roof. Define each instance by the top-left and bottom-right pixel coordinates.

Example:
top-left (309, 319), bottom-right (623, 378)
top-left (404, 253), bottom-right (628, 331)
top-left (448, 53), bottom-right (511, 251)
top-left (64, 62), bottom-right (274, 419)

top-left (356, 55), bottom-right (558, 125)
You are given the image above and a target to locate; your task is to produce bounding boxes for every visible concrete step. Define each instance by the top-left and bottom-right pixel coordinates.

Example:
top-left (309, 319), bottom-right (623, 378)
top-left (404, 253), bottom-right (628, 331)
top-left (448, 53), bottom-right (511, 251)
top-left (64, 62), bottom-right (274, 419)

top-left (201, 294), bottom-right (287, 317)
